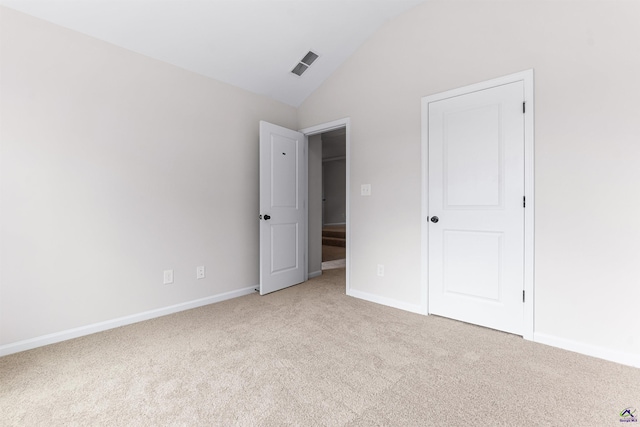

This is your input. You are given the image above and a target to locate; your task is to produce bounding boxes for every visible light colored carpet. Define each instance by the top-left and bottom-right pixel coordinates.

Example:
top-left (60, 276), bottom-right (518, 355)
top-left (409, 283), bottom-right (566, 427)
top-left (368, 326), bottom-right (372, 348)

top-left (1, 268), bottom-right (639, 426)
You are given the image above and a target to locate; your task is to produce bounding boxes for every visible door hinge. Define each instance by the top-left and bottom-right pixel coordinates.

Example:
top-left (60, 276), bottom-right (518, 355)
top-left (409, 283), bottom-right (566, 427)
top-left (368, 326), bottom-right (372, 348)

top-left (523, 196), bottom-right (526, 208)
top-left (523, 290), bottom-right (525, 303)
top-left (523, 102), bottom-right (526, 114)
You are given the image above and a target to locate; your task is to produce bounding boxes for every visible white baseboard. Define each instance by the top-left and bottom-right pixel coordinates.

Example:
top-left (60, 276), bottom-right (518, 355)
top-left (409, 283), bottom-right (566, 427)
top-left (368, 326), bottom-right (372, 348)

top-left (347, 289), bottom-right (424, 315)
top-left (534, 332), bottom-right (640, 368)
top-left (0, 286), bottom-right (257, 357)
top-left (308, 270), bottom-right (322, 279)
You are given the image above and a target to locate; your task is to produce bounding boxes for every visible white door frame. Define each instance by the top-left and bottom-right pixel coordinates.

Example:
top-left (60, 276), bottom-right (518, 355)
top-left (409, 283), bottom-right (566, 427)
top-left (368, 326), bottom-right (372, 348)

top-left (421, 70), bottom-right (535, 340)
top-left (300, 118), bottom-right (351, 293)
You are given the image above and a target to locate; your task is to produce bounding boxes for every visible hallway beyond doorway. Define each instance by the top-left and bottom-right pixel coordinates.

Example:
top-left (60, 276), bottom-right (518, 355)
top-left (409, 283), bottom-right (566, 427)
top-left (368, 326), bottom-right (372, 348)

top-left (322, 225), bottom-right (345, 270)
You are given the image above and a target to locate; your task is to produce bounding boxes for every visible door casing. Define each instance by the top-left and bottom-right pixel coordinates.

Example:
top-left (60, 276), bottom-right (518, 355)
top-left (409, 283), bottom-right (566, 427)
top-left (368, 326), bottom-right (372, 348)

top-left (421, 70), bottom-right (535, 340)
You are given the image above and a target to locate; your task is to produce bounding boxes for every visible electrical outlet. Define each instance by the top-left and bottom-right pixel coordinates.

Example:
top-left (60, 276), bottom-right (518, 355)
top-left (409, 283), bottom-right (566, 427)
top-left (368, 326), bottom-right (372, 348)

top-left (377, 264), bottom-right (384, 277)
top-left (196, 266), bottom-right (205, 279)
top-left (361, 184), bottom-right (371, 196)
top-left (163, 269), bottom-right (174, 285)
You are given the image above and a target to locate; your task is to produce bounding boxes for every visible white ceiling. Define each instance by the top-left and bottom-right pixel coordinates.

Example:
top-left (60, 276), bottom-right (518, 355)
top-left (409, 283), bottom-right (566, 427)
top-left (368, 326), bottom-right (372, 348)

top-left (1, 0), bottom-right (425, 106)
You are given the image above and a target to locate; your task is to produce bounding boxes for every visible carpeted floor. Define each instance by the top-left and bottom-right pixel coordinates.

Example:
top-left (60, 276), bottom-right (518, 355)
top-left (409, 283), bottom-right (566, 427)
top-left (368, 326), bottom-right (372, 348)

top-left (1, 268), bottom-right (638, 426)
top-left (322, 244), bottom-right (346, 262)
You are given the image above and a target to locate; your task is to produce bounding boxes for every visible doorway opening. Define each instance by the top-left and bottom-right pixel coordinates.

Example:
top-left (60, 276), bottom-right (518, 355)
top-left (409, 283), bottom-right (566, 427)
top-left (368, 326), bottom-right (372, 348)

top-left (301, 118), bottom-right (350, 291)
top-left (320, 128), bottom-right (346, 271)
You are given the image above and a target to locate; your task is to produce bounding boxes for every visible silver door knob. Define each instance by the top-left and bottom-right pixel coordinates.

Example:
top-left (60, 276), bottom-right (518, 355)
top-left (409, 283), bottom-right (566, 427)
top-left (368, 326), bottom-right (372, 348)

top-left (430, 216), bottom-right (439, 223)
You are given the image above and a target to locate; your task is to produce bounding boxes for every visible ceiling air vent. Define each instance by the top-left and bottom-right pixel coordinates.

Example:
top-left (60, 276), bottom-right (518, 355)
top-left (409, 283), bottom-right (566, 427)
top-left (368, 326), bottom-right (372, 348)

top-left (291, 51), bottom-right (319, 77)
top-left (301, 51), bottom-right (319, 66)
top-left (291, 62), bottom-right (308, 76)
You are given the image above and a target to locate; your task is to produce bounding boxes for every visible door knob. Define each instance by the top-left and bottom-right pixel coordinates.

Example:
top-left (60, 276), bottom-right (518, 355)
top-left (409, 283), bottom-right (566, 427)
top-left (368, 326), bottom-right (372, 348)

top-left (263, 214), bottom-right (271, 220)
top-left (430, 216), bottom-right (439, 223)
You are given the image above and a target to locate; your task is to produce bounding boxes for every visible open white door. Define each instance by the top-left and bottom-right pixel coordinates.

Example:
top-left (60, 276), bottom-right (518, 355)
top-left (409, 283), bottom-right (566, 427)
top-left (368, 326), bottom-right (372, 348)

top-left (259, 121), bottom-right (307, 295)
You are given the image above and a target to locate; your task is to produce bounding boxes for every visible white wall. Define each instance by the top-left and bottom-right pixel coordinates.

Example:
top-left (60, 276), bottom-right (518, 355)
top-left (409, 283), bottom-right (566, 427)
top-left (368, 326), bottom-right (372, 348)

top-left (0, 7), bottom-right (297, 347)
top-left (298, 0), bottom-right (640, 362)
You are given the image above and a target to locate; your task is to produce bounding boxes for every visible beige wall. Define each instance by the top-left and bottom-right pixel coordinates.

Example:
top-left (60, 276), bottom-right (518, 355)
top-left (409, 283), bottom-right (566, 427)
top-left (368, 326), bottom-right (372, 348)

top-left (298, 0), bottom-right (640, 360)
top-left (0, 7), bottom-right (297, 346)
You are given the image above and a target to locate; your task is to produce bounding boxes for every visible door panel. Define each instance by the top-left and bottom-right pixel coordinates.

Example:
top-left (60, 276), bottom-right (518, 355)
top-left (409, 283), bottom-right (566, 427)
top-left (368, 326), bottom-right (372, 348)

top-left (259, 121), bottom-right (306, 295)
top-left (445, 104), bottom-right (502, 208)
top-left (271, 136), bottom-right (299, 208)
top-left (443, 230), bottom-right (502, 301)
top-left (271, 223), bottom-right (299, 273)
top-left (428, 82), bottom-right (524, 335)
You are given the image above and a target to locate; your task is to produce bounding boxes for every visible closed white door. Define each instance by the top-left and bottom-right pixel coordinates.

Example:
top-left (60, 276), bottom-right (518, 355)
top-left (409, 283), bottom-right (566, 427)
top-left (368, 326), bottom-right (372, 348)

top-left (259, 121), bottom-right (307, 295)
top-left (428, 82), bottom-right (525, 335)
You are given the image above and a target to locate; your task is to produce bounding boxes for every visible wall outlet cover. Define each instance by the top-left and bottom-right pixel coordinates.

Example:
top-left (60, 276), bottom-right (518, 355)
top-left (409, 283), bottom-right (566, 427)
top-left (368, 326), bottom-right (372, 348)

top-left (163, 269), bottom-right (174, 285)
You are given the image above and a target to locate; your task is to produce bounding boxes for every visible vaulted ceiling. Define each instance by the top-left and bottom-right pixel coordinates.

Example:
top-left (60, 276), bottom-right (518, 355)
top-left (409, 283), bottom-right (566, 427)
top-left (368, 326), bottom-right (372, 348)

top-left (0, 0), bottom-right (425, 106)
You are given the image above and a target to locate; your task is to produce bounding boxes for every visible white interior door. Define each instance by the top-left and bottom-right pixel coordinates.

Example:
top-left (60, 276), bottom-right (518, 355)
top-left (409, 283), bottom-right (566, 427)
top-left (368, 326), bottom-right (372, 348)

top-left (428, 81), bottom-right (525, 335)
top-left (259, 121), bottom-right (307, 295)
